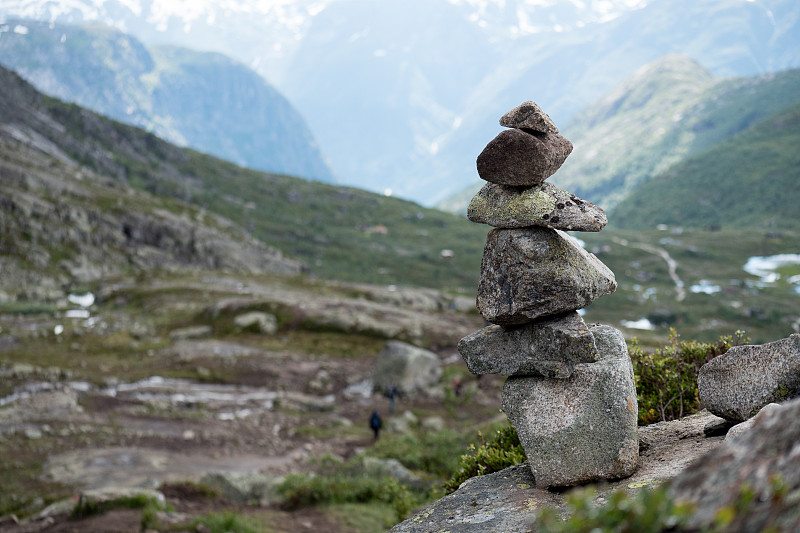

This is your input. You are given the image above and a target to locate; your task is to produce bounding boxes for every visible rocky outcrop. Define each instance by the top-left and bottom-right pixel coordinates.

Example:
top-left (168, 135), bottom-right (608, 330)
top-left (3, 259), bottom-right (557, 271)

top-left (392, 411), bottom-right (728, 532)
top-left (698, 333), bottom-right (800, 422)
top-left (670, 397), bottom-right (800, 532)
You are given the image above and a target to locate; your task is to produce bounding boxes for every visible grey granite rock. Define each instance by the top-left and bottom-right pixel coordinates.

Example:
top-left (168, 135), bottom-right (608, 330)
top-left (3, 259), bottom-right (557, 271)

top-left (499, 101), bottom-right (559, 133)
top-left (476, 129), bottom-right (573, 186)
top-left (389, 464), bottom-right (552, 533)
top-left (502, 325), bottom-right (639, 488)
top-left (670, 396), bottom-right (800, 532)
top-left (373, 340), bottom-right (442, 395)
top-left (724, 403), bottom-right (782, 443)
top-left (457, 312), bottom-right (598, 378)
top-left (467, 181), bottom-right (607, 231)
top-left (477, 228), bottom-right (616, 326)
top-left (698, 334), bottom-right (800, 422)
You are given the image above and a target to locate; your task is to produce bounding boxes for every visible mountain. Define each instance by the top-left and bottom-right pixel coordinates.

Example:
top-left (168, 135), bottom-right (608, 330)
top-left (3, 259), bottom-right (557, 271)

top-left (0, 64), bottom-right (487, 296)
top-left (610, 99), bottom-right (800, 231)
top-left (0, 67), bottom-right (303, 302)
top-left (439, 56), bottom-right (800, 217)
top-left (2, 0), bottom-right (798, 205)
top-left (0, 19), bottom-right (335, 183)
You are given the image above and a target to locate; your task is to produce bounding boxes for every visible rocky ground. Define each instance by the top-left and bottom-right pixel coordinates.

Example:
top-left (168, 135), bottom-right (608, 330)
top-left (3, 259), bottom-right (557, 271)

top-left (0, 269), bottom-right (749, 533)
top-left (0, 271), bottom-right (500, 532)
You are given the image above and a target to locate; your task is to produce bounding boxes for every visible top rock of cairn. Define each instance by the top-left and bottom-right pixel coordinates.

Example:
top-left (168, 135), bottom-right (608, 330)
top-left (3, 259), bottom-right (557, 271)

top-left (499, 101), bottom-right (559, 134)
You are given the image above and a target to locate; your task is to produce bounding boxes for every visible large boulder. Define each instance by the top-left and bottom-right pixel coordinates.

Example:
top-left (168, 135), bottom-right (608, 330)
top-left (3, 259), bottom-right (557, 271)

top-left (476, 129), bottom-right (573, 186)
top-left (477, 228), bottom-right (616, 325)
top-left (698, 334), bottom-right (800, 422)
top-left (669, 396), bottom-right (800, 532)
top-left (457, 311), bottom-right (598, 379)
top-left (501, 325), bottom-right (639, 488)
top-left (373, 341), bottom-right (442, 395)
top-left (467, 182), bottom-right (607, 232)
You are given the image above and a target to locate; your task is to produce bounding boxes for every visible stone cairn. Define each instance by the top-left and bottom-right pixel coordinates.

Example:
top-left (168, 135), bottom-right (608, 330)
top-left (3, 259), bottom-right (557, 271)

top-left (458, 101), bottom-right (639, 489)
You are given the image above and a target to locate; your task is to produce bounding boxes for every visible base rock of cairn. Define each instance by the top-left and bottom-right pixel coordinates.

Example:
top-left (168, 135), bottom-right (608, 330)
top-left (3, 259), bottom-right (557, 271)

top-left (458, 101), bottom-right (638, 489)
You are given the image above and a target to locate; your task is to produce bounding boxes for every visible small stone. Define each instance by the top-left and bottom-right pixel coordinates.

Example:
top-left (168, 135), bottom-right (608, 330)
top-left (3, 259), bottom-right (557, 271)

top-left (168, 325), bottom-right (211, 341)
top-left (724, 403), bottom-right (782, 442)
top-left (233, 311), bottom-right (278, 334)
top-left (477, 228), bottom-right (616, 325)
top-left (698, 334), bottom-right (800, 422)
top-left (499, 101), bottom-right (559, 133)
top-left (476, 129), bottom-right (573, 186)
top-left (501, 324), bottom-right (639, 489)
top-left (457, 312), bottom-right (598, 378)
top-left (467, 182), bottom-right (607, 231)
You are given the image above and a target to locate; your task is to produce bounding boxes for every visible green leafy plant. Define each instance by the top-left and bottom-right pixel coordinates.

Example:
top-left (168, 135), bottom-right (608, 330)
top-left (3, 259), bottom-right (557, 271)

top-left (277, 455), bottom-right (419, 522)
top-left (370, 428), bottom-right (470, 478)
top-left (443, 424), bottom-right (526, 494)
top-left (535, 485), bottom-right (694, 533)
top-left (630, 329), bottom-right (749, 424)
top-left (70, 493), bottom-right (166, 519)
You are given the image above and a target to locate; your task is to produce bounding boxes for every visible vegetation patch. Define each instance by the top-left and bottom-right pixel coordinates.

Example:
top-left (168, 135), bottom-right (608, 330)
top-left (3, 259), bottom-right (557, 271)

top-left (443, 424), bottom-right (526, 494)
top-left (535, 485), bottom-right (694, 533)
top-left (631, 329), bottom-right (749, 425)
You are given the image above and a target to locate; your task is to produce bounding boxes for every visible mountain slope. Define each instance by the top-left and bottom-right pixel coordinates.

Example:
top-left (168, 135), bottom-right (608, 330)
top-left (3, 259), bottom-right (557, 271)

top-left (610, 100), bottom-right (800, 231)
top-left (439, 57), bottom-right (800, 215)
top-left (0, 69), bottom-right (303, 301)
top-left (0, 19), bottom-right (335, 183)
top-left (0, 64), bottom-right (487, 292)
top-left (3, 0), bottom-right (798, 205)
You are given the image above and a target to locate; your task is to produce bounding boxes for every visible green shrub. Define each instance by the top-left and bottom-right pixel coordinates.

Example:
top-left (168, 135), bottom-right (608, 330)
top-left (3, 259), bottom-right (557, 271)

top-left (630, 329), bottom-right (749, 425)
top-left (70, 493), bottom-right (165, 519)
top-left (443, 424), bottom-right (526, 494)
top-left (369, 428), bottom-right (470, 478)
top-left (277, 455), bottom-right (417, 522)
top-left (190, 511), bottom-right (267, 533)
top-left (535, 485), bottom-right (694, 533)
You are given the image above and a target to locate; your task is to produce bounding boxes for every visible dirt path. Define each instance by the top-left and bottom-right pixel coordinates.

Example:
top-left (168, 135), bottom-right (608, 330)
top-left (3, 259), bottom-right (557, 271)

top-left (612, 236), bottom-right (686, 302)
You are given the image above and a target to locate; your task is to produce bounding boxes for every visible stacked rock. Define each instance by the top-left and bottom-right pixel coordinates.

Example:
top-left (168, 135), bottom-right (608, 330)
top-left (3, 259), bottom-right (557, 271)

top-left (458, 101), bottom-right (639, 489)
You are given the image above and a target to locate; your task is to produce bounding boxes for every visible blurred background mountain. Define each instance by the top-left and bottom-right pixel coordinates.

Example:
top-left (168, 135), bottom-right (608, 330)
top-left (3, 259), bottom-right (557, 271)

top-left (2, 0), bottom-right (798, 205)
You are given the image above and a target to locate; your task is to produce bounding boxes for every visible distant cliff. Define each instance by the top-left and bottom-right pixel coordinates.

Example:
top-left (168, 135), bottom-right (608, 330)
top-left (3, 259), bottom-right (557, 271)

top-left (0, 19), bottom-right (335, 183)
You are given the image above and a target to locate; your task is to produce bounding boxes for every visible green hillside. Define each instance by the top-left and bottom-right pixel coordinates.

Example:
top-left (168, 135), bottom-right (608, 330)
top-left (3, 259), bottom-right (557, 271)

top-left (437, 56), bottom-right (800, 215)
top-left (611, 101), bottom-right (800, 230)
top-left (0, 65), bottom-right (486, 292)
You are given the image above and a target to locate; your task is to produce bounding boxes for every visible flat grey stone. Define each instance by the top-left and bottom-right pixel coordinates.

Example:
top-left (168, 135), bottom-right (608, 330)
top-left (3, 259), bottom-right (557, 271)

top-left (457, 312), bottom-right (598, 378)
top-left (698, 334), bottom-right (800, 422)
top-left (373, 340), bottom-right (442, 395)
top-left (476, 129), bottom-right (573, 186)
top-left (502, 324), bottom-right (639, 488)
top-left (499, 101), bottom-right (559, 133)
top-left (477, 228), bottom-right (616, 326)
top-left (467, 181), bottom-right (607, 231)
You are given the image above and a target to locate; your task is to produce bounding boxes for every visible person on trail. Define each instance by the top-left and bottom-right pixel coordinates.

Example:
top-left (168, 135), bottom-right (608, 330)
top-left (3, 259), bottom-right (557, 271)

top-left (369, 410), bottom-right (383, 441)
top-left (386, 382), bottom-right (399, 413)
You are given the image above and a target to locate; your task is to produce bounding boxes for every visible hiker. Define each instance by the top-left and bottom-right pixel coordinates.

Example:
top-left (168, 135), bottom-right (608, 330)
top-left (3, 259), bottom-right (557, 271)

top-left (386, 382), bottom-right (399, 413)
top-left (369, 410), bottom-right (383, 441)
